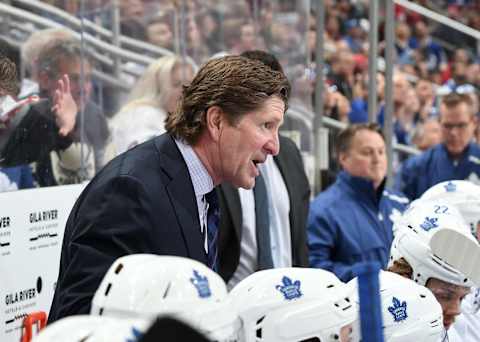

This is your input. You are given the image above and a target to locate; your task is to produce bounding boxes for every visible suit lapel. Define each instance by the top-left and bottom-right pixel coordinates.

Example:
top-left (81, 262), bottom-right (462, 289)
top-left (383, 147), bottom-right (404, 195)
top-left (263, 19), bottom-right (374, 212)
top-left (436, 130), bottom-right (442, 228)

top-left (274, 149), bottom-right (296, 258)
top-left (219, 183), bottom-right (242, 241)
top-left (155, 135), bottom-right (207, 264)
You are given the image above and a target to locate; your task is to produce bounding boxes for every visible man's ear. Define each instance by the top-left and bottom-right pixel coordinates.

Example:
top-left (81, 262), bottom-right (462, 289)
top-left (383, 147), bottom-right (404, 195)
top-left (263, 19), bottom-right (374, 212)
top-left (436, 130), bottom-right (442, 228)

top-left (472, 113), bottom-right (478, 126)
top-left (338, 151), bottom-right (347, 169)
top-left (205, 106), bottom-right (224, 142)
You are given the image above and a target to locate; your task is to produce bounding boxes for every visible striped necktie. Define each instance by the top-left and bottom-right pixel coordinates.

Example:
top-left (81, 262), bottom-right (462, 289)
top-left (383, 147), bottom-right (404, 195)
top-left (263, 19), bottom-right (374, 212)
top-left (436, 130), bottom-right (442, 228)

top-left (205, 189), bottom-right (219, 271)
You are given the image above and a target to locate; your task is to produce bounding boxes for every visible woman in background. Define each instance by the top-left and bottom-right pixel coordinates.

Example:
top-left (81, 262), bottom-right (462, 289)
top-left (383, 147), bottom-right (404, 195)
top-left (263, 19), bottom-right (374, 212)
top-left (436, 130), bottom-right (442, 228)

top-left (110, 55), bottom-right (196, 154)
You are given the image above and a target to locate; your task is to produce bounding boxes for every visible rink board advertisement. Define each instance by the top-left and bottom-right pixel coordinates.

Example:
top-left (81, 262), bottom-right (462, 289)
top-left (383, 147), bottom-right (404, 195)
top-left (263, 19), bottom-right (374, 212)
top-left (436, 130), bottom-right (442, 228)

top-left (0, 184), bottom-right (85, 342)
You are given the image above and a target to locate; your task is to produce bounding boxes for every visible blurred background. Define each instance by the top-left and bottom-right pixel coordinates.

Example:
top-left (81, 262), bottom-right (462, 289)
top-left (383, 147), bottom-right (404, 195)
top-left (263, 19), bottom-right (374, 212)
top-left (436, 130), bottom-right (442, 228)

top-left (0, 0), bottom-right (479, 194)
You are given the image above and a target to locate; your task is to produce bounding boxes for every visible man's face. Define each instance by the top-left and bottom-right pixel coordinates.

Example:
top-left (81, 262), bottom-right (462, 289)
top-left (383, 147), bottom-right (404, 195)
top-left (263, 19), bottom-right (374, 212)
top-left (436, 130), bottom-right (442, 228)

top-left (147, 22), bottom-right (173, 49)
top-left (376, 73), bottom-right (385, 101)
top-left (440, 102), bottom-right (476, 157)
top-left (339, 52), bottom-right (355, 77)
top-left (426, 278), bottom-right (470, 330)
top-left (418, 119), bottom-right (442, 151)
top-left (44, 58), bottom-right (92, 111)
top-left (120, 0), bottom-right (144, 18)
top-left (240, 24), bottom-right (256, 50)
top-left (416, 80), bottom-right (434, 103)
top-left (217, 96), bottom-right (284, 189)
top-left (339, 129), bottom-right (387, 188)
top-left (393, 75), bottom-right (409, 106)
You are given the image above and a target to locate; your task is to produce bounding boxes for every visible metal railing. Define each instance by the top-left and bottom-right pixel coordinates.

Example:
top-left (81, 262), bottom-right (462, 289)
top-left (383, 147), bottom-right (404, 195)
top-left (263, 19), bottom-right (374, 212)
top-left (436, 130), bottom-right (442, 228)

top-left (1, 0), bottom-right (439, 193)
top-left (12, 0), bottom-right (174, 58)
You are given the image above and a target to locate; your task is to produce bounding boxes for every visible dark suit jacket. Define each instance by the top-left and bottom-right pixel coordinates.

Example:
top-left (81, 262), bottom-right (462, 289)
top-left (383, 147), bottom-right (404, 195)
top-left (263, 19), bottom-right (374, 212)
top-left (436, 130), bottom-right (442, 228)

top-left (217, 136), bottom-right (310, 282)
top-left (48, 134), bottom-right (206, 322)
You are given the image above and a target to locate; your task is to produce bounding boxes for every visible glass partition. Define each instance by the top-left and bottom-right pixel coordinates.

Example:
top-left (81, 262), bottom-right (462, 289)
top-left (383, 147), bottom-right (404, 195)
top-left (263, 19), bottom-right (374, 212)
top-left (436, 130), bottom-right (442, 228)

top-left (3, 1), bottom-right (475, 193)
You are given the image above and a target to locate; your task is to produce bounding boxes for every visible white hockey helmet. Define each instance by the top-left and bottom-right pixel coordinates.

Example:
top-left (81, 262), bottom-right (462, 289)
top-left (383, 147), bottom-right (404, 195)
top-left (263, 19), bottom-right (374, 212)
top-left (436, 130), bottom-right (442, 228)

top-left (389, 199), bottom-right (476, 287)
top-left (32, 315), bottom-right (151, 342)
top-left (85, 317), bottom-right (152, 342)
top-left (229, 267), bottom-right (357, 342)
top-left (90, 254), bottom-right (239, 341)
top-left (421, 180), bottom-right (480, 238)
top-left (349, 271), bottom-right (443, 342)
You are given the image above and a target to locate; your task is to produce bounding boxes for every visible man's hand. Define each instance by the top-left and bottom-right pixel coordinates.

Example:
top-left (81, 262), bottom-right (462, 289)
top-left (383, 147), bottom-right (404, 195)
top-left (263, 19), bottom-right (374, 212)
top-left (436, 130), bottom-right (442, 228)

top-left (52, 74), bottom-right (77, 137)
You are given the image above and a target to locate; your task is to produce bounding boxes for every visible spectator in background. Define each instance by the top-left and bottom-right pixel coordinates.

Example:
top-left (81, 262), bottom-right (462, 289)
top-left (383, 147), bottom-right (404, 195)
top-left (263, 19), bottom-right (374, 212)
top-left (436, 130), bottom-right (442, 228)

top-left (230, 21), bottom-right (265, 55)
top-left (377, 72), bottom-right (415, 146)
top-left (403, 86), bottom-right (421, 139)
top-left (411, 118), bottom-right (442, 151)
top-left (119, 0), bottom-right (147, 41)
top-left (441, 48), bottom-right (471, 84)
top-left (342, 18), bottom-right (367, 54)
top-left (349, 71), bottom-right (385, 123)
top-left (146, 11), bottom-right (174, 52)
top-left (20, 28), bottom-right (75, 98)
top-left (308, 123), bottom-right (408, 282)
top-left (324, 84), bottom-right (351, 123)
top-left (197, 9), bottom-right (223, 55)
top-left (33, 41), bottom-right (112, 186)
top-left (445, 62), bottom-right (471, 91)
top-left (328, 50), bottom-right (355, 100)
top-left (282, 66), bottom-right (315, 153)
top-left (0, 45), bottom-right (78, 189)
top-left (236, 21), bottom-right (258, 53)
top-left (466, 63), bottom-right (480, 92)
top-left (0, 56), bottom-right (35, 191)
top-left (325, 13), bottom-right (342, 42)
top-left (185, 13), bottom-right (211, 65)
top-left (394, 21), bottom-right (414, 65)
top-left (268, 18), bottom-right (303, 66)
top-left (409, 19), bottom-right (447, 73)
top-left (416, 78), bottom-right (438, 120)
top-left (110, 55), bottom-right (196, 154)
top-left (396, 93), bottom-right (480, 200)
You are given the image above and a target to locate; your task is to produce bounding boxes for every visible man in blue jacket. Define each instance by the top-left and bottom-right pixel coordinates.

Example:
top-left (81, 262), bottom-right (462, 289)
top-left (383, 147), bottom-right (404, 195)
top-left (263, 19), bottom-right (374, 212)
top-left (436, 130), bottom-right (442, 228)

top-left (308, 123), bottom-right (408, 282)
top-left (395, 93), bottom-right (480, 200)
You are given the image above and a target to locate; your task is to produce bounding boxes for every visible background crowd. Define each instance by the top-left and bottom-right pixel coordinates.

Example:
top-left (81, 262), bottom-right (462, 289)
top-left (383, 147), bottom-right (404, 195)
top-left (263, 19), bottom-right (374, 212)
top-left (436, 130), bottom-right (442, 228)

top-left (2, 1), bottom-right (480, 341)
top-left (1, 0), bottom-right (480, 191)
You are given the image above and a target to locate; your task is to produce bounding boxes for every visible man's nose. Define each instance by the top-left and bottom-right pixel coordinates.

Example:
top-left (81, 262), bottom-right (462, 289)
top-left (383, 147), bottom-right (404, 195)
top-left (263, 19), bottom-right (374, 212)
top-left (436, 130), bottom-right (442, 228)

top-left (264, 132), bottom-right (280, 156)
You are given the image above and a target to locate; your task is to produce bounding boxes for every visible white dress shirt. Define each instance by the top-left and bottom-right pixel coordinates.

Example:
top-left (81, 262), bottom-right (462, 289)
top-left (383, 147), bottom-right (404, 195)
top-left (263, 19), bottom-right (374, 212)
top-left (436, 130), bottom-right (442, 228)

top-left (175, 139), bottom-right (213, 253)
top-left (227, 156), bottom-right (292, 289)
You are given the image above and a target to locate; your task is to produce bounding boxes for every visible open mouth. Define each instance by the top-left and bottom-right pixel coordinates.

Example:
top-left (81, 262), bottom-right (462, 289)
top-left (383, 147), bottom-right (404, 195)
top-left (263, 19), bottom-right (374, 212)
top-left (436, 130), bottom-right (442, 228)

top-left (252, 158), bottom-right (265, 169)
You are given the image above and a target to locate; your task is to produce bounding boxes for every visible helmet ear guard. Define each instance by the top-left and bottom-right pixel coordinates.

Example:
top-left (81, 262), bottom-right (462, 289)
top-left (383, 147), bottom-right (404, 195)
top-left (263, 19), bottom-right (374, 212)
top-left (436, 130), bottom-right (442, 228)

top-left (430, 228), bottom-right (480, 287)
top-left (229, 268), bottom-right (357, 342)
top-left (389, 199), bottom-right (478, 287)
top-left (349, 271), bottom-right (443, 342)
top-left (90, 254), bottom-right (240, 342)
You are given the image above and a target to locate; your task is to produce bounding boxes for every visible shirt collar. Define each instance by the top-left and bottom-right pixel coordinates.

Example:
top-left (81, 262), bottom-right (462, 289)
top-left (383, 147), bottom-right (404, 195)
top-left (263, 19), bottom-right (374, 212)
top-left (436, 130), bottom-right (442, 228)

top-left (174, 138), bottom-right (213, 197)
top-left (338, 170), bottom-right (386, 205)
top-left (440, 142), bottom-right (473, 162)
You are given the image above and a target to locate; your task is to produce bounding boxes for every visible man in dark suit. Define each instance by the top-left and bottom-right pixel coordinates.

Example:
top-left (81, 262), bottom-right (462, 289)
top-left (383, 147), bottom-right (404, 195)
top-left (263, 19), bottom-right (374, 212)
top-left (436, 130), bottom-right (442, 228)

top-left (217, 50), bottom-right (310, 287)
top-left (48, 55), bottom-right (290, 321)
